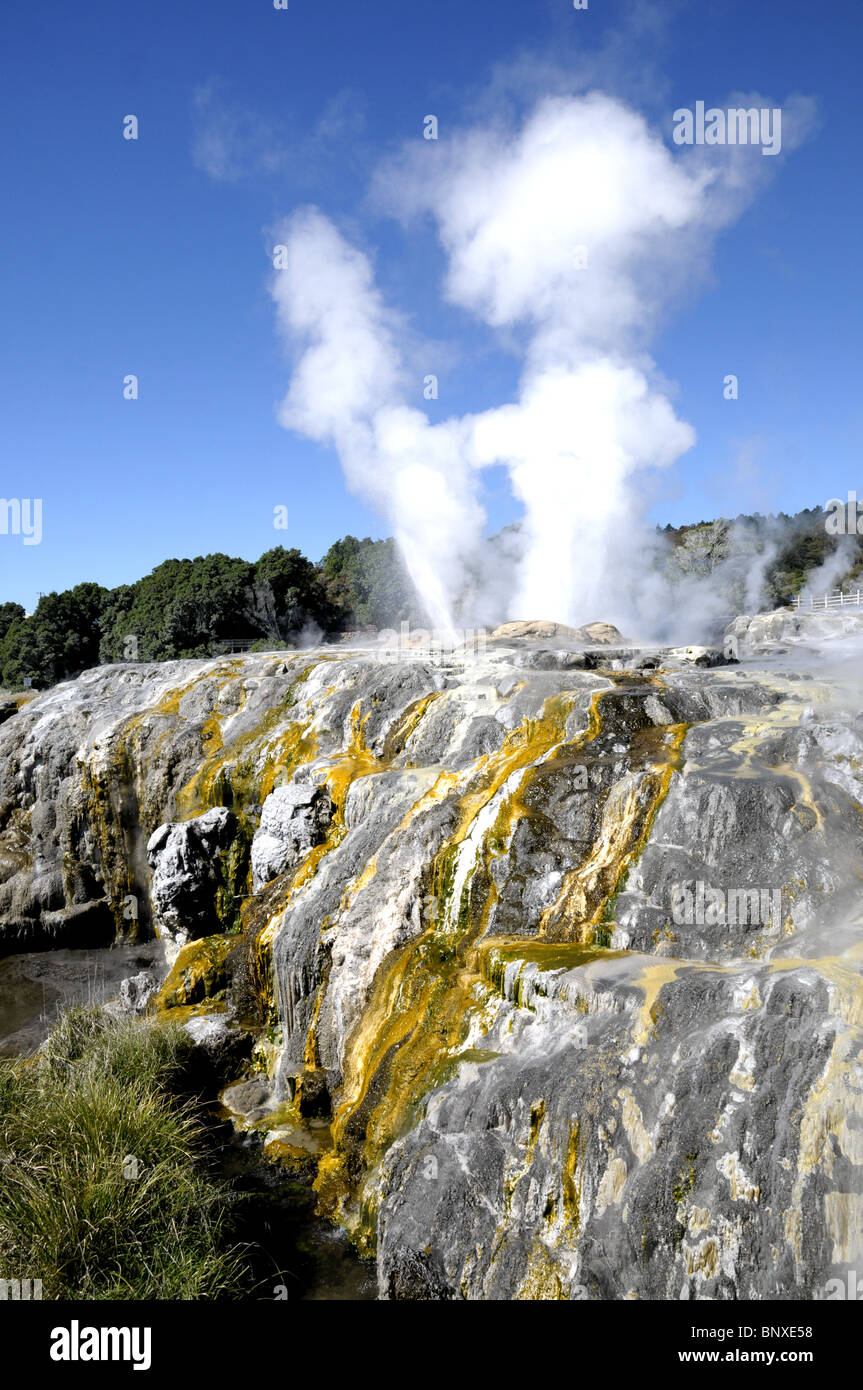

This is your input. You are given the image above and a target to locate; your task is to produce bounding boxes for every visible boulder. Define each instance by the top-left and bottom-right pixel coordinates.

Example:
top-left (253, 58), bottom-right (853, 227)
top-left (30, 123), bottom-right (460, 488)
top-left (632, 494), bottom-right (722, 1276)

top-left (251, 783), bottom-right (334, 892)
top-left (490, 619), bottom-right (624, 645)
top-left (117, 971), bottom-right (158, 1015)
top-left (147, 806), bottom-right (236, 958)
top-left (490, 620), bottom-right (580, 641)
top-left (573, 621), bottom-right (624, 645)
top-left (181, 1013), bottom-right (252, 1085)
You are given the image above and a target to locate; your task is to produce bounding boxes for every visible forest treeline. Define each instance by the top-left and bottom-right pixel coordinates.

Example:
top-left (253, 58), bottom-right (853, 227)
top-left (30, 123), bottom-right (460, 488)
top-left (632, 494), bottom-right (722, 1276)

top-left (1, 508), bottom-right (860, 689)
top-left (0, 537), bottom-right (424, 689)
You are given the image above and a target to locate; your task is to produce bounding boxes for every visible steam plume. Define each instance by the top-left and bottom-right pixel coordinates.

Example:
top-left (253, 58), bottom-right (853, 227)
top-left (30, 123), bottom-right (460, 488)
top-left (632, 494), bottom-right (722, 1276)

top-left (272, 91), bottom-right (804, 640)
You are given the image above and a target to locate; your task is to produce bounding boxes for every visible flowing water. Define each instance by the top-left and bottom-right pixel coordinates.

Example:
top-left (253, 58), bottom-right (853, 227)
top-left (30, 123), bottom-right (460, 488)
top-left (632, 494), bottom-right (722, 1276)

top-left (216, 1130), bottom-right (378, 1301)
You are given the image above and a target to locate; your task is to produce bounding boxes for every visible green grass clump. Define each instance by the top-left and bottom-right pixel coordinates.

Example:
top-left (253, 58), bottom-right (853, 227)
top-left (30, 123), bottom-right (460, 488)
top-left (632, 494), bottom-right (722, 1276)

top-left (0, 1005), bottom-right (252, 1299)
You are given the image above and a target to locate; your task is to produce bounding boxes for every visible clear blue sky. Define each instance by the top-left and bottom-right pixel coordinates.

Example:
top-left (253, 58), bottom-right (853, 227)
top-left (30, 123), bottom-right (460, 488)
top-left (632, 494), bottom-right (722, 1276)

top-left (1, 0), bottom-right (861, 611)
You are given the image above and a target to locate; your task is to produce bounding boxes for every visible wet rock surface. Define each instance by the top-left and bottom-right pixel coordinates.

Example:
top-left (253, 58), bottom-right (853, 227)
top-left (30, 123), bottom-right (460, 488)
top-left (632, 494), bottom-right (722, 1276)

top-left (0, 617), bottom-right (860, 1298)
top-left (727, 606), bottom-right (863, 656)
top-left (251, 784), bottom-right (334, 892)
top-left (147, 806), bottom-right (238, 957)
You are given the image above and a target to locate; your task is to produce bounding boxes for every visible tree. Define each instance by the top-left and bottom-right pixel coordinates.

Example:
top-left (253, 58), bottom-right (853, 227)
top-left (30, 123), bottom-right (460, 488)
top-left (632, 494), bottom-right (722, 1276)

top-left (0, 602), bottom-right (25, 643)
top-left (252, 547), bottom-right (337, 639)
top-left (99, 556), bottom-right (256, 661)
top-left (319, 535), bottom-right (423, 628)
top-left (1, 584), bottom-right (108, 688)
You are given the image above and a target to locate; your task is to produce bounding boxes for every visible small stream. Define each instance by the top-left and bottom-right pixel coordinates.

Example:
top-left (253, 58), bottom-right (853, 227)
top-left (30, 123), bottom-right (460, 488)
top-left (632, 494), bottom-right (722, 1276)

top-left (215, 1128), bottom-right (378, 1301)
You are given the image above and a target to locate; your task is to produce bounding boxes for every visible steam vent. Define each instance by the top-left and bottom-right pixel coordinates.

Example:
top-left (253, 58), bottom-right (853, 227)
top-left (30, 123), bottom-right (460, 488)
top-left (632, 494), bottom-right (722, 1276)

top-left (1, 613), bottom-right (861, 1300)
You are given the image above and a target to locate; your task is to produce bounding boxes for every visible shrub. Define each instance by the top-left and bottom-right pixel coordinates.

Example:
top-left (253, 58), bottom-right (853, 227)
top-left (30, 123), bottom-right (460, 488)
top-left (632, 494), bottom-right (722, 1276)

top-left (0, 1005), bottom-right (253, 1299)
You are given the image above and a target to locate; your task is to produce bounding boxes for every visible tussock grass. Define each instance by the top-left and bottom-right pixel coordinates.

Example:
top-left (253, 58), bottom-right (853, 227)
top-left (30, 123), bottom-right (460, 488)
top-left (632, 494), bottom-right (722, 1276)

top-left (0, 1005), bottom-right (252, 1299)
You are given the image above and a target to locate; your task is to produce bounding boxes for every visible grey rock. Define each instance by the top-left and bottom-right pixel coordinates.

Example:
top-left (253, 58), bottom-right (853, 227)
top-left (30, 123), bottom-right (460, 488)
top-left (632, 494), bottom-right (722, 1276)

top-left (0, 635), bottom-right (860, 1301)
top-left (726, 606), bottom-right (863, 657)
top-left (222, 1075), bottom-right (272, 1115)
top-left (251, 784), bottom-right (334, 892)
top-left (147, 806), bottom-right (236, 956)
top-left (182, 1013), bottom-right (251, 1080)
top-left (117, 971), bottom-right (158, 1014)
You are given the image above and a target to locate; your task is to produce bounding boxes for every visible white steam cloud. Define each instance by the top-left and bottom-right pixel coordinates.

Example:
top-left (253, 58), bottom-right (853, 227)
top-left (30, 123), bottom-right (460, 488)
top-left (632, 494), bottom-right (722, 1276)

top-left (271, 91), bottom-right (802, 641)
top-left (798, 536), bottom-right (857, 604)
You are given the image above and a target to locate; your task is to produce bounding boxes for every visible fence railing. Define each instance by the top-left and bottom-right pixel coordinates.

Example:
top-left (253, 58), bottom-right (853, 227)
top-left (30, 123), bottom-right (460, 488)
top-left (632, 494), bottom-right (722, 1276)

top-left (792, 589), bottom-right (863, 611)
top-left (212, 637), bottom-right (260, 653)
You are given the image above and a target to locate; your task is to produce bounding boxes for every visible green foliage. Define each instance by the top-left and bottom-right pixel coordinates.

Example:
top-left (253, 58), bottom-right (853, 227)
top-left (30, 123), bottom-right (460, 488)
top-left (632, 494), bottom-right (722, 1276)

top-left (0, 602), bottom-right (25, 642)
top-left (0, 1005), bottom-right (253, 1300)
top-left (1, 584), bottom-right (107, 689)
top-left (252, 546), bottom-right (336, 638)
top-left (320, 534), bottom-right (424, 628)
top-left (98, 554), bottom-right (258, 662)
top-left (0, 538), bottom-right (386, 688)
top-left (4, 501), bottom-right (855, 693)
top-left (660, 506), bottom-right (863, 609)
top-left (765, 520), bottom-right (863, 606)
top-left (95, 549), bottom-right (343, 664)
